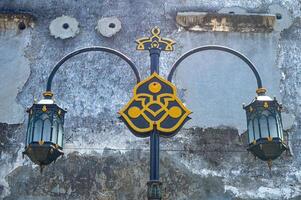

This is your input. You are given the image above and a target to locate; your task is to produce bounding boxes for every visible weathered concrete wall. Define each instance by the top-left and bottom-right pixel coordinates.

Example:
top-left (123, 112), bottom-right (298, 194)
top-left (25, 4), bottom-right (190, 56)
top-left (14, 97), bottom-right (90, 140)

top-left (0, 0), bottom-right (300, 199)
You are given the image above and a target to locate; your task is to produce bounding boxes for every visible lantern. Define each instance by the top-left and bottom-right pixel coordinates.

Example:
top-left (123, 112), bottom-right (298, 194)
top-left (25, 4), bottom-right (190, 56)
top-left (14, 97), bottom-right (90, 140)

top-left (23, 94), bottom-right (66, 170)
top-left (243, 90), bottom-right (287, 167)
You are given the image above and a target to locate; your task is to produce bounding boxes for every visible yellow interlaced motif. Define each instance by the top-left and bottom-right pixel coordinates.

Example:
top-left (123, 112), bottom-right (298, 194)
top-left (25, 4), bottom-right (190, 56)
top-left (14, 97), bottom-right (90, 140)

top-left (119, 73), bottom-right (191, 134)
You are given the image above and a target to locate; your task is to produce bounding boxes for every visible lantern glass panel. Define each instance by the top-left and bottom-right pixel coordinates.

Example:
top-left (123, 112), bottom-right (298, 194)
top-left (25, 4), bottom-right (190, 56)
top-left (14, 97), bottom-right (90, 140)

top-left (33, 119), bottom-right (43, 141)
top-left (276, 114), bottom-right (283, 140)
top-left (52, 121), bottom-right (58, 144)
top-left (43, 119), bottom-right (51, 141)
top-left (58, 124), bottom-right (63, 147)
top-left (259, 116), bottom-right (269, 138)
top-left (27, 119), bottom-right (33, 145)
top-left (248, 120), bottom-right (254, 143)
top-left (268, 116), bottom-right (278, 138)
top-left (254, 119), bottom-right (260, 140)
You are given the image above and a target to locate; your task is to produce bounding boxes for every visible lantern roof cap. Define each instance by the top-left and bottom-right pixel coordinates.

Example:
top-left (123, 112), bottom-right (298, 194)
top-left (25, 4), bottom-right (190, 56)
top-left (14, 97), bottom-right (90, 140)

top-left (244, 95), bottom-right (275, 109)
top-left (38, 99), bottom-right (55, 104)
top-left (256, 95), bottom-right (273, 101)
top-left (247, 95), bottom-right (273, 105)
top-left (32, 98), bottom-right (67, 112)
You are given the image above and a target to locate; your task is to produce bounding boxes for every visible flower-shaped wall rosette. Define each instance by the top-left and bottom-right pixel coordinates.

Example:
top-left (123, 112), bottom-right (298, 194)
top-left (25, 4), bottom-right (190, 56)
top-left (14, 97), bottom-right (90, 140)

top-left (119, 72), bottom-right (191, 137)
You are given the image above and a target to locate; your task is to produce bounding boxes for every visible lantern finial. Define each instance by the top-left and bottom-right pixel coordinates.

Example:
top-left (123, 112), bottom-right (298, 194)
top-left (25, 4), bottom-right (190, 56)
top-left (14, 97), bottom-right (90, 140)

top-left (267, 159), bottom-right (272, 170)
top-left (40, 165), bottom-right (44, 174)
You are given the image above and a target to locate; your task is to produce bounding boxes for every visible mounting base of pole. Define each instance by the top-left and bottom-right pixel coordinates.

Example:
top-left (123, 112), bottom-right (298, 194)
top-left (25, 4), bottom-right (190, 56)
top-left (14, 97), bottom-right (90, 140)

top-left (147, 180), bottom-right (162, 200)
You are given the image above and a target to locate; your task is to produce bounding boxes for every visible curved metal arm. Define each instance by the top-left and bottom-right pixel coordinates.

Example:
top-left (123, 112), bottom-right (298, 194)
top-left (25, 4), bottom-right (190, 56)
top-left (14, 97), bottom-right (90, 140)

top-left (167, 45), bottom-right (264, 91)
top-left (45, 46), bottom-right (141, 93)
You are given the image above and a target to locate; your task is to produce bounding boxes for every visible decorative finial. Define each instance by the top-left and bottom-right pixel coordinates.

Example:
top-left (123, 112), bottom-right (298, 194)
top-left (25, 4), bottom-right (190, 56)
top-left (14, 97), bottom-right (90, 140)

top-left (136, 27), bottom-right (175, 51)
top-left (42, 105), bottom-right (47, 112)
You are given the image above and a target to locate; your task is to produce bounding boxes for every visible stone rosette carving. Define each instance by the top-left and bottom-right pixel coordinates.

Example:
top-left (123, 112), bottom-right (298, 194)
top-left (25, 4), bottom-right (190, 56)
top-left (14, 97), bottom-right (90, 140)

top-left (95, 17), bottom-right (122, 37)
top-left (49, 15), bottom-right (80, 39)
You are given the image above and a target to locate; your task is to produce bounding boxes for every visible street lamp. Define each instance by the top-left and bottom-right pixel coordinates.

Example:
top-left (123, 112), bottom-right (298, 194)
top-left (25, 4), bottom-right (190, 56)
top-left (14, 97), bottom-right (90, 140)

top-left (23, 27), bottom-right (286, 199)
top-left (243, 93), bottom-right (286, 169)
top-left (23, 96), bottom-right (66, 172)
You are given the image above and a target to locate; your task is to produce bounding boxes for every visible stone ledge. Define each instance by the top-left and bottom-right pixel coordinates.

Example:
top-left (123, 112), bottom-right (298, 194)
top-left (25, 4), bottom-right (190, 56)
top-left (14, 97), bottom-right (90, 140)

top-left (0, 13), bottom-right (35, 31)
top-left (176, 12), bottom-right (275, 32)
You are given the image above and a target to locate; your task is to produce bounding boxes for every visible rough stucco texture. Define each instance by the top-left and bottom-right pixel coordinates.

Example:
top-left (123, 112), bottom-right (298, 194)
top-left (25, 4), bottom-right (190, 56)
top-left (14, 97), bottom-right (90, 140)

top-left (0, 0), bottom-right (301, 199)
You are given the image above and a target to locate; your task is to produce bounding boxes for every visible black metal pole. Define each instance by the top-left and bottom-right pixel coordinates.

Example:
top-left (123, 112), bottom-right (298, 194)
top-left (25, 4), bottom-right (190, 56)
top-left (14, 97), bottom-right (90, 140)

top-left (150, 48), bottom-right (160, 74)
top-left (149, 48), bottom-right (160, 181)
top-left (147, 48), bottom-right (162, 200)
top-left (150, 127), bottom-right (160, 180)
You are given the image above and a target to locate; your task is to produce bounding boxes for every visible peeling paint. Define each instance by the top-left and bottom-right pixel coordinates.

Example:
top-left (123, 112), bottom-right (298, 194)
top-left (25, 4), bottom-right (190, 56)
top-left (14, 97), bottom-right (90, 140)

top-left (0, 18), bottom-right (31, 124)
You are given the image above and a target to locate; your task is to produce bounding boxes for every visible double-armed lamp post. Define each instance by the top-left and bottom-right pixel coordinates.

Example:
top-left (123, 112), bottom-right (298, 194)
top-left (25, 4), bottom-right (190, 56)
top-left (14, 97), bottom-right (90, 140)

top-left (23, 27), bottom-right (287, 199)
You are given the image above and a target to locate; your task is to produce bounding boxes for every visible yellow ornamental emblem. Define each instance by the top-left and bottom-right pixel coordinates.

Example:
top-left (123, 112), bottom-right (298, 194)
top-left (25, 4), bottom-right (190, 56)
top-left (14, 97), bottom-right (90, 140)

top-left (119, 72), bottom-right (191, 137)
